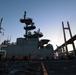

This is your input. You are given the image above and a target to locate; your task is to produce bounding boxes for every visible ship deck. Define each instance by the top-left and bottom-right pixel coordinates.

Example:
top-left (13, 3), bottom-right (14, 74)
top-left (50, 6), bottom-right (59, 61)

top-left (0, 60), bottom-right (76, 75)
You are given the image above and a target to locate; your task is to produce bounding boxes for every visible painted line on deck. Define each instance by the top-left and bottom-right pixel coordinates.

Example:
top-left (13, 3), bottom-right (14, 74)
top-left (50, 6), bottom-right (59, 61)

top-left (41, 62), bottom-right (48, 75)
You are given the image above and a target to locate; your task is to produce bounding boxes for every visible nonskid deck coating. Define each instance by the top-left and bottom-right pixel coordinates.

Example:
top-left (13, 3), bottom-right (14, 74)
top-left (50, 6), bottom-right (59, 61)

top-left (43, 60), bottom-right (76, 75)
top-left (0, 60), bottom-right (42, 75)
top-left (0, 60), bottom-right (76, 75)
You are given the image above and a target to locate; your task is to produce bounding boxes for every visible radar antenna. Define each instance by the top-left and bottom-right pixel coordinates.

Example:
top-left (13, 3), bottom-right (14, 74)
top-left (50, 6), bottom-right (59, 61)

top-left (24, 11), bottom-right (26, 19)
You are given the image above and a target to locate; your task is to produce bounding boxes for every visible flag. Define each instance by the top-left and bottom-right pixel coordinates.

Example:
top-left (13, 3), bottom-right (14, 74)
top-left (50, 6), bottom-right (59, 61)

top-left (0, 31), bottom-right (2, 33)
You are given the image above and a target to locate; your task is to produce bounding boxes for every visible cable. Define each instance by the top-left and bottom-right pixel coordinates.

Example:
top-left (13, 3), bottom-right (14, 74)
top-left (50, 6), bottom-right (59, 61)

top-left (56, 28), bottom-right (63, 47)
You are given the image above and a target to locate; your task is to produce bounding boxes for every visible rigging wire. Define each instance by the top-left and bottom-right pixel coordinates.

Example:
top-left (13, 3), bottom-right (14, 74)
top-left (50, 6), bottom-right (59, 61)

top-left (56, 25), bottom-right (64, 46)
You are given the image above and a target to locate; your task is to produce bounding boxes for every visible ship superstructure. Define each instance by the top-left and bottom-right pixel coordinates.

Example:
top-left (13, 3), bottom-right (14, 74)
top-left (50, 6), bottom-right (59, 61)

top-left (0, 11), bottom-right (54, 60)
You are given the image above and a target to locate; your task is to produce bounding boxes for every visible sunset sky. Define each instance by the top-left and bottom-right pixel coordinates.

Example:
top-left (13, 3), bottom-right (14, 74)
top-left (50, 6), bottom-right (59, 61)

top-left (0, 0), bottom-right (76, 50)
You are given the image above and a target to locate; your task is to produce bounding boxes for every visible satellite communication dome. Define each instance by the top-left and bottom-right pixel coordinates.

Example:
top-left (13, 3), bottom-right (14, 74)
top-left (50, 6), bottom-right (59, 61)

top-left (46, 44), bottom-right (53, 49)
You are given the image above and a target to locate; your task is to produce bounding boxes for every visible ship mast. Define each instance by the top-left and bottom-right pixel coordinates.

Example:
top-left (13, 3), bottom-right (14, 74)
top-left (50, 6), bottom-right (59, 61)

top-left (20, 11), bottom-right (36, 40)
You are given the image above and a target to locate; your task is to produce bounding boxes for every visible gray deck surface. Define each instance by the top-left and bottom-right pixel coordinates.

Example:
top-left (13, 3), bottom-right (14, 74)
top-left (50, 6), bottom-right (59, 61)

top-left (0, 60), bottom-right (76, 75)
top-left (43, 60), bottom-right (76, 75)
top-left (0, 60), bottom-right (42, 75)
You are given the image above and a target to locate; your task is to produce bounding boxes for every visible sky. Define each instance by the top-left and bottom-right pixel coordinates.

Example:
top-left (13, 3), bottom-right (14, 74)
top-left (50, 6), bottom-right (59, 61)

top-left (0, 0), bottom-right (76, 50)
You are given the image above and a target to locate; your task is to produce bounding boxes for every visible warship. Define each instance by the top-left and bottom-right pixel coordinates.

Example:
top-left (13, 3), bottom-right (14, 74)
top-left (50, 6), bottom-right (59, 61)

top-left (0, 11), bottom-right (54, 60)
top-left (0, 11), bottom-right (76, 75)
